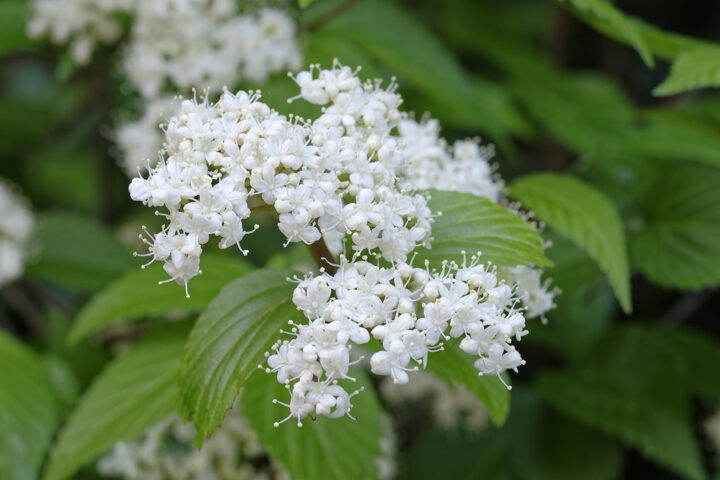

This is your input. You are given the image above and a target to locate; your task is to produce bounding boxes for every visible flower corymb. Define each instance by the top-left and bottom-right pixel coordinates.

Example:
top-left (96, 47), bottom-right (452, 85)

top-left (129, 61), bottom-right (555, 425)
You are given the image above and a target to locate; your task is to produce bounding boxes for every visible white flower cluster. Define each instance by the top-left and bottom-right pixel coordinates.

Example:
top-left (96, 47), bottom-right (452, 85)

top-left (97, 406), bottom-right (288, 480)
top-left (129, 63), bottom-right (432, 296)
top-left (380, 370), bottom-right (488, 431)
top-left (396, 117), bottom-right (557, 321)
top-left (27, 0), bottom-right (131, 64)
top-left (126, 2), bottom-right (302, 99)
top-left (397, 118), bottom-right (502, 203)
top-left (0, 182), bottom-right (34, 288)
top-left (128, 62), bottom-right (553, 425)
top-left (27, 0), bottom-right (301, 83)
top-left (265, 254), bottom-right (526, 426)
top-left (28, 0), bottom-right (302, 176)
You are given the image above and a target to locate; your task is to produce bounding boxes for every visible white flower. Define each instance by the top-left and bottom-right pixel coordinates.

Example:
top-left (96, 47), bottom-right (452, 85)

top-left (0, 182), bottom-right (34, 288)
top-left (499, 265), bottom-right (558, 320)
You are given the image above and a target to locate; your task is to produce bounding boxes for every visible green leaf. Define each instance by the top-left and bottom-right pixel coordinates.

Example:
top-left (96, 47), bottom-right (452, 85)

top-left (415, 189), bottom-right (550, 269)
top-left (179, 269), bottom-right (303, 444)
top-left (44, 326), bottom-right (189, 480)
top-left (630, 164), bottom-right (720, 290)
top-left (514, 401), bottom-right (624, 480)
top-left (403, 425), bottom-right (512, 480)
top-left (528, 235), bottom-right (616, 359)
top-left (402, 389), bottom-right (622, 480)
top-left (265, 243), bottom-right (315, 271)
top-left (558, 0), bottom-right (715, 62)
top-left (421, 0), bottom-right (551, 81)
top-left (654, 48), bottom-right (720, 96)
top-left (304, 31), bottom-right (385, 83)
top-left (44, 309), bottom-right (110, 388)
top-left (25, 135), bottom-right (101, 212)
top-left (319, 0), bottom-right (523, 139)
top-left (537, 327), bottom-right (705, 480)
top-left (579, 152), bottom-right (662, 217)
top-left (614, 109), bottom-right (720, 169)
top-left (669, 328), bottom-right (720, 402)
top-left (509, 173), bottom-right (631, 313)
top-left (0, 78), bottom-right (86, 155)
top-left (26, 212), bottom-right (134, 290)
top-left (69, 253), bottom-right (252, 344)
top-left (0, 1), bottom-right (37, 56)
top-left (298, 0), bottom-right (317, 7)
top-left (42, 355), bottom-right (80, 416)
top-left (0, 331), bottom-right (59, 480)
top-left (241, 369), bottom-right (384, 480)
top-left (511, 71), bottom-right (634, 152)
top-left (426, 345), bottom-right (510, 425)
top-left (406, 75), bottom-right (533, 144)
top-left (557, 0), bottom-right (653, 66)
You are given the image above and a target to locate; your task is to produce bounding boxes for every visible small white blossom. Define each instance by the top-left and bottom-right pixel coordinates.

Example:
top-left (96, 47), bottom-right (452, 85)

top-left (499, 265), bottom-right (558, 321)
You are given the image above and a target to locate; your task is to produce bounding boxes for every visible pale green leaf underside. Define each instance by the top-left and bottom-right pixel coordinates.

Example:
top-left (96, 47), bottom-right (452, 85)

top-left (179, 269), bottom-right (303, 444)
top-left (654, 48), bottom-right (720, 96)
top-left (69, 254), bottom-right (252, 344)
top-left (509, 174), bottom-right (631, 313)
top-left (43, 328), bottom-right (188, 480)
top-left (241, 369), bottom-right (384, 480)
top-left (416, 189), bottom-right (550, 269)
top-left (0, 332), bottom-right (59, 480)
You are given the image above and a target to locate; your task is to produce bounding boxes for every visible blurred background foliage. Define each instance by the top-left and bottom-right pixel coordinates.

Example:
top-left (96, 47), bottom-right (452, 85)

top-left (1, 0), bottom-right (720, 479)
